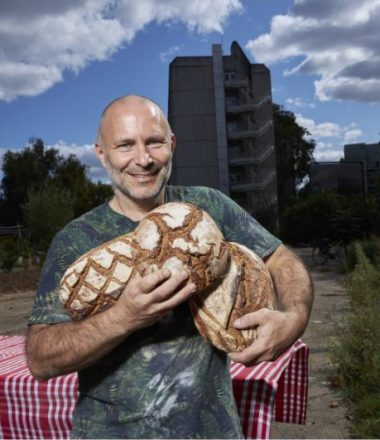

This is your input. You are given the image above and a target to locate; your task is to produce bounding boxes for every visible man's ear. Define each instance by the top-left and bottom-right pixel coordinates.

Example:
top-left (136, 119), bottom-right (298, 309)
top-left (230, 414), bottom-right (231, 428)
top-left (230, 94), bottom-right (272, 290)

top-left (95, 143), bottom-right (106, 168)
top-left (171, 134), bottom-right (176, 153)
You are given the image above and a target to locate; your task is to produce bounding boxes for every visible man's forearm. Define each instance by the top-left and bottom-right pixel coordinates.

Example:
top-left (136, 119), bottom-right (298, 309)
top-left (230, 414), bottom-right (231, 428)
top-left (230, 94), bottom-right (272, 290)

top-left (26, 306), bottom-right (130, 381)
top-left (266, 244), bottom-right (313, 334)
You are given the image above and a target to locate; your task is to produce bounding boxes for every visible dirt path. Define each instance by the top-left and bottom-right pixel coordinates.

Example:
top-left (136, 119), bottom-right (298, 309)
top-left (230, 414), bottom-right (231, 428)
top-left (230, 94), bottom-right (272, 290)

top-left (271, 247), bottom-right (352, 439)
top-left (0, 289), bottom-right (35, 335)
top-left (0, 248), bottom-right (352, 438)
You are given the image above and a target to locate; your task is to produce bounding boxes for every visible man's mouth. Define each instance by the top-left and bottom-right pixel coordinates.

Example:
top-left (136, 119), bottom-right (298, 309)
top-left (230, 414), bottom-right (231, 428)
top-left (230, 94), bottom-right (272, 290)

top-left (128, 170), bottom-right (159, 182)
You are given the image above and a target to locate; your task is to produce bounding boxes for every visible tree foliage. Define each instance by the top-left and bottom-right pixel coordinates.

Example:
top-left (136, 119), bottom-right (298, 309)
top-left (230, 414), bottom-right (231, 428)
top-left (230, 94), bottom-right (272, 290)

top-left (273, 104), bottom-right (315, 211)
top-left (23, 182), bottom-right (75, 254)
top-left (280, 190), bottom-right (379, 244)
top-left (0, 138), bottom-right (112, 226)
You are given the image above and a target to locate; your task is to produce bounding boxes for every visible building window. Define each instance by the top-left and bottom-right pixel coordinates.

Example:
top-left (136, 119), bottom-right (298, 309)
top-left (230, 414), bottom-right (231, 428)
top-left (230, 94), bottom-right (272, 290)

top-left (224, 71), bottom-right (236, 81)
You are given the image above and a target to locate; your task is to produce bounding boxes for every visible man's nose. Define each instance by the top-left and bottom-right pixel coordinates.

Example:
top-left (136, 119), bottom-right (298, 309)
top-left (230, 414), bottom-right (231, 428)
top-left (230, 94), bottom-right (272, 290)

top-left (133, 144), bottom-right (153, 167)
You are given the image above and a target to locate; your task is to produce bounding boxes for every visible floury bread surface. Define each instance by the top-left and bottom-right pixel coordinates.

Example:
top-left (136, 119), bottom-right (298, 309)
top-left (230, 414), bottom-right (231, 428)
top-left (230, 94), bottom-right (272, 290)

top-left (59, 202), bottom-right (276, 352)
top-left (189, 242), bottom-right (276, 352)
top-left (59, 202), bottom-right (229, 319)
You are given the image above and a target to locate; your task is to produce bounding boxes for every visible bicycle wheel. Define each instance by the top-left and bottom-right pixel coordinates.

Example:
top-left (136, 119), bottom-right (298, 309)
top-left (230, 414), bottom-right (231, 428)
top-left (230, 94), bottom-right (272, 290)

top-left (312, 246), bottom-right (329, 265)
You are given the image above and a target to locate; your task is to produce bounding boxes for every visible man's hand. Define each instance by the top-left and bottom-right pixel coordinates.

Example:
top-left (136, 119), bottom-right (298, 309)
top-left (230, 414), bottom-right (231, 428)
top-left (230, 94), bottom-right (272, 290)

top-left (27, 268), bottom-right (195, 381)
top-left (228, 309), bottom-right (301, 366)
top-left (229, 244), bottom-right (313, 367)
top-left (111, 268), bottom-right (196, 332)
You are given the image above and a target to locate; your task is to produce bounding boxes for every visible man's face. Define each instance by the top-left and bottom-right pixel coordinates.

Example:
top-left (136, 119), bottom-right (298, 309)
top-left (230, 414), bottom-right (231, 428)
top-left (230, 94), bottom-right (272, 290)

top-left (96, 101), bottom-right (175, 203)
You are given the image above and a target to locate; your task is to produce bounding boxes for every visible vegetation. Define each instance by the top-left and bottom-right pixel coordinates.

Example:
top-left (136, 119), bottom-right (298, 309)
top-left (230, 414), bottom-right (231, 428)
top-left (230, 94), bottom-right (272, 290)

top-left (279, 190), bottom-right (380, 244)
top-left (23, 182), bottom-right (75, 255)
top-left (0, 138), bottom-right (112, 269)
top-left (273, 104), bottom-right (315, 212)
top-left (0, 138), bottom-right (112, 226)
top-left (331, 241), bottom-right (380, 438)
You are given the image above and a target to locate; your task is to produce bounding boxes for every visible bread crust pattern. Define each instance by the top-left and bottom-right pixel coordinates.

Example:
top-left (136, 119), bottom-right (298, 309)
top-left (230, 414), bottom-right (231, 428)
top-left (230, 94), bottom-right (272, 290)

top-left (59, 202), bottom-right (275, 352)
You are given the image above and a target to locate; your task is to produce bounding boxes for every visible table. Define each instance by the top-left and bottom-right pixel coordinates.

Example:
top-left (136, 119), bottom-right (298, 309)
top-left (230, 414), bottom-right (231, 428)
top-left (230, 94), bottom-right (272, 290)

top-left (0, 336), bottom-right (309, 439)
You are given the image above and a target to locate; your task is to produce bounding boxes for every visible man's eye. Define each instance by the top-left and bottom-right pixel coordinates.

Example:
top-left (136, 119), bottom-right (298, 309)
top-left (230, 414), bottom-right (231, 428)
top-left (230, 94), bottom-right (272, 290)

top-left (117, 144), bottom-right (132, 151)
top-left (148, 140), bottom-right (163, 148)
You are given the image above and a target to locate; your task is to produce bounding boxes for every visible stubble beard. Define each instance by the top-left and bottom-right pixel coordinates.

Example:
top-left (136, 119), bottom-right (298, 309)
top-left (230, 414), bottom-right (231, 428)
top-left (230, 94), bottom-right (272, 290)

top-left (104, 159), bottom-right (172, 203)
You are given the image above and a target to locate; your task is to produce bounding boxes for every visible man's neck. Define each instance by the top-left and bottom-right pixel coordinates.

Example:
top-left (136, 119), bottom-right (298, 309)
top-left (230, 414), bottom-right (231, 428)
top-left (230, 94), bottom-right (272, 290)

top-left (109, 190), bottom-right (165, 221)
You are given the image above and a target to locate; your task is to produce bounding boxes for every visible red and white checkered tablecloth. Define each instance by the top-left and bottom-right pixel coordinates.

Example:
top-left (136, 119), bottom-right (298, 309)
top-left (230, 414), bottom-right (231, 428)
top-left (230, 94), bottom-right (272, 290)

top-left (0, 335), bottom-right (309, 439)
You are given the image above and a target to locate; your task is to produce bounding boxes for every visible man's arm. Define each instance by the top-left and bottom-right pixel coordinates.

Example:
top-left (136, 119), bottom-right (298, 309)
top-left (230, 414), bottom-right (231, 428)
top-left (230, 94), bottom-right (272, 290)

top-left (26, 268), bottom-right (195, 381)
top-left (228, 244), bottom-right (313, 366)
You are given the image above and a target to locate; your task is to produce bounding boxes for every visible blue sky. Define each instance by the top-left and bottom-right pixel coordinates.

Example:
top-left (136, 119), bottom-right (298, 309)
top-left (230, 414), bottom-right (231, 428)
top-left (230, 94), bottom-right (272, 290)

top-left (1, 0), bottom-right (379, 182)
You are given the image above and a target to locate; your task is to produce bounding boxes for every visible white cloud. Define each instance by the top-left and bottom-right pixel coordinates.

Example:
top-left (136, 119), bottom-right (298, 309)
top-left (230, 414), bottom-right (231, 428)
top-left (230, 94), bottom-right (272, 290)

top-left (159, 45), bottom-right (183, 63)
top-left (286, 96), bottom-right (315, 108)
top-left (343, 129), bottom-right (363, 144)
top-left (295, 113), bottom-right (363, 163)
top-left (0, 0), bottom-right (242, 101)
top-left (295, 114), bottom-right (341, 139)
top-left (245, 0), bottom-right (380, 102)
top-left (313, 149), bottom-right (343, 162)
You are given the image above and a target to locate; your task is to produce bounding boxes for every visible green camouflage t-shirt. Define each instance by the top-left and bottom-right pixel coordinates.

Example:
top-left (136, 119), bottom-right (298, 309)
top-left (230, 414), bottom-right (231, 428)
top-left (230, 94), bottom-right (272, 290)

top-left (29, 186), bottom-right (281, 439)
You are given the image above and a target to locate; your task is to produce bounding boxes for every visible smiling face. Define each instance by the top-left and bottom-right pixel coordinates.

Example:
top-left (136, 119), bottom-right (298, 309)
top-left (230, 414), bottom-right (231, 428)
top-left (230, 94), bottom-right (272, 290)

top-left (95, 97), bottom-right (175, 206)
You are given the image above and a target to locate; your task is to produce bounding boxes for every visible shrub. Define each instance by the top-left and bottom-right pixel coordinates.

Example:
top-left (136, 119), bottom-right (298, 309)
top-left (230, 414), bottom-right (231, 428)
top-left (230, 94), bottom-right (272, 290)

top-left (0, 237), bottom-right (19, 272)
top-left (331, 243), bottom-right (380, 438)
top-left (22, 182), bottom-right (75, 254)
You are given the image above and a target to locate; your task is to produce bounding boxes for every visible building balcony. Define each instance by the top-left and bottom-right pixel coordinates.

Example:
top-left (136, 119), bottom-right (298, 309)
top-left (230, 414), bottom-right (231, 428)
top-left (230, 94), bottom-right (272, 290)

top-left (229, 144), bottom-right (274, 166)
top-left (230, 170), bottom-right (276, 192)
top-left (224, 78), bottom-right (248, 89)
top-left (226, 95), bottom-right (271, 114)
top-left (228, 121), bottom-right (273, 140)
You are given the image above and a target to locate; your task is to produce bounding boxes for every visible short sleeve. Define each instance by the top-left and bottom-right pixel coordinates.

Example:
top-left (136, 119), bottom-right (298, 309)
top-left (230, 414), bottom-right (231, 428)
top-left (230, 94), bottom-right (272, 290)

top-left (210, 189), bottom-right (282, 258)
top-left (170, 186), bottom-right (282, 259)
top-left (28, 230), bottom-right (80, 325)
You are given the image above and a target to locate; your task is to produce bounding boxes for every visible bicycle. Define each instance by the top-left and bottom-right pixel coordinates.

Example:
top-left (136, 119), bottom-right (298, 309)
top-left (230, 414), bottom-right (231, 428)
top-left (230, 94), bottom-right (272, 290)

top-left (311, 239), bottom-right (348, 265)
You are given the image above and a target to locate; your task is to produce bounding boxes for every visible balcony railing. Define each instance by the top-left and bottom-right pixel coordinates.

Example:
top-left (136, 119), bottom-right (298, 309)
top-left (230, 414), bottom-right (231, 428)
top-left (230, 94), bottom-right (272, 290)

top-left (229, 144), bottom-right (274, 166)
top-left (226, 95), bottom-right (271, 114)
top-left (228, 121), bottom-right (273, 140)
top-left (230, 170), bottom-right (276, 192)
top-left (224, 78), bottom-right (248, 89)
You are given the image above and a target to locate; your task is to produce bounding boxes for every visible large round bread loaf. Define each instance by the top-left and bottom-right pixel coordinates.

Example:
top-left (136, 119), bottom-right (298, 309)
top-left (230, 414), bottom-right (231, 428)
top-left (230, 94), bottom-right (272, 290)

top-left (59, 202), bottom-right (276, 353)
top-left (132, 202), bottom-right (229, 291)
top-left (59, 202), bottom-right (230, 319)
top-left (188, 242), bottom-right (276, 352)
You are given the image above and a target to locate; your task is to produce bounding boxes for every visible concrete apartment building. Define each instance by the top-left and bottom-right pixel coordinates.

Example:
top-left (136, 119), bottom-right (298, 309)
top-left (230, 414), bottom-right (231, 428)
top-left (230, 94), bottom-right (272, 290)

top-left (344, 142), bottom-right (380, 196)
top-left (168, 41), bottom-right (278, 220)
top-left (310, 142), bottom-right (380, 197)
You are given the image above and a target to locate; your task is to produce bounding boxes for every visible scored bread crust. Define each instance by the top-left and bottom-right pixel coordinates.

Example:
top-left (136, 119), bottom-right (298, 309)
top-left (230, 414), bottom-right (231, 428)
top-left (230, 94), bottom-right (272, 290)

top-left (59, 235), bottom-right (137, 319)
top-left (132, 202), bottom-right (229, 291)
top-left (59, 202), bottom-right (230, 319)
top-left (188, 242), bottom-right (276, 353)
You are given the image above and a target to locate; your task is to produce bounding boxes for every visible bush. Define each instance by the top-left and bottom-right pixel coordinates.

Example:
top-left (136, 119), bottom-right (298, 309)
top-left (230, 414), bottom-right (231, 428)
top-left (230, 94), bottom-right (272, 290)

top-left (331, 243), bottom-right (380, 438)
top-left (0, 237), bottom-right (19, 272)
top-left (344, 236), bottom-right (380, 272)
top-left (23, 182), bottom-right (75, 254)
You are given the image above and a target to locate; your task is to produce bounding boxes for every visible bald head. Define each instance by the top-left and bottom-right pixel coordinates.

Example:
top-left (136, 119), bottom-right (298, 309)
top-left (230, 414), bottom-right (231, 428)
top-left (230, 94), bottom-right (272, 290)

top-left (96, 95), bottom-right (172, 148)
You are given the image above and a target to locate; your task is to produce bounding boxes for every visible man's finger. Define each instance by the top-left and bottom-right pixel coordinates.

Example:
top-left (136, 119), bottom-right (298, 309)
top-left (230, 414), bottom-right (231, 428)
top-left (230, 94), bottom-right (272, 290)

top-left (137, 268), bottom-right (173, 293)
top-left (233, 308), bottom-right (271, 329)
top-left (156, 282), bottom-right (196, 312)
top-left (228, 338), bottom-right (272, 366)
top-left (151, 270), bottom-right (192, 303)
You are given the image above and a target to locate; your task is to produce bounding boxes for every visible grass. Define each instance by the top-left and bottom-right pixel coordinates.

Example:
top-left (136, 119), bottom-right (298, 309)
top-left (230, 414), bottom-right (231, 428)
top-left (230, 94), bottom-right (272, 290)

top-left (331, 240), bottom-right (380, 438)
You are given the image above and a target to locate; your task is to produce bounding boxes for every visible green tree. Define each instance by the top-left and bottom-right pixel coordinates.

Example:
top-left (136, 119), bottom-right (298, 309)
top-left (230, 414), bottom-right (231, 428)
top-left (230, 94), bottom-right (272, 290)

top-left (23, 182), bottom-right (75, 254)
top-left (273, 104), bottom-right (315, 211)
top-left (0, 138), bottom-right (112, 225)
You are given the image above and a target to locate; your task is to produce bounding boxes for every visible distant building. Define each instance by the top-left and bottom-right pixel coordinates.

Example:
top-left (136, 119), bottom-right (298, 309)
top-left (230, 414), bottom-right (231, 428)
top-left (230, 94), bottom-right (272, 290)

top-left (344, 142), bottom-right (380, 196)
top-left (309, 161), bottom-right (365, 195)
top-left (168, 41), bottom-right (278, 222)
top-left (310, 142), bottom-right (380, 198)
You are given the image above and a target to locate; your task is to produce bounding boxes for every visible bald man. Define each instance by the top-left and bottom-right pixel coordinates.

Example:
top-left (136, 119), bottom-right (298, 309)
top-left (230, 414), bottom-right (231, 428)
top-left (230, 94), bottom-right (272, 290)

top-left (26, 95), bottom-right (313, 439)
